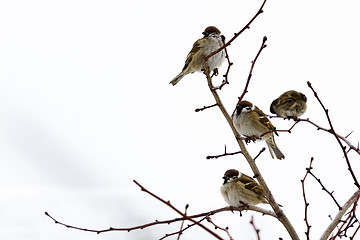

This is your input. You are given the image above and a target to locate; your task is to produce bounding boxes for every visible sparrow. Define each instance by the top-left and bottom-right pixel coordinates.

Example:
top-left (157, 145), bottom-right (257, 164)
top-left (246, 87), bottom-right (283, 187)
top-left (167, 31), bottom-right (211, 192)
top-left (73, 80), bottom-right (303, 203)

top-left (220, 169), bottom-right (269, 206)
top-left (232, 100), bottom-right (285, 160)
top-left (270, 90), bottom-right (307, 120)
top-left (169, 26), bottom-right (225, 86)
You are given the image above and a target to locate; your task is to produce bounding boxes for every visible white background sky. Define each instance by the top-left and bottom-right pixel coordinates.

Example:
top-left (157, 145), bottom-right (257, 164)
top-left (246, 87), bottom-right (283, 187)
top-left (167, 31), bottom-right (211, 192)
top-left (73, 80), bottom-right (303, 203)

top-left (1, 0), bottom-right (360, 239)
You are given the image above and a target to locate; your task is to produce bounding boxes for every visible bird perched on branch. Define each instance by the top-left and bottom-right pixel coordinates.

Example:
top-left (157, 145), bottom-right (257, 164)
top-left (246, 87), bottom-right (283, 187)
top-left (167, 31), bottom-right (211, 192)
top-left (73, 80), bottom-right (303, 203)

top-left (169, 26), bottom-right (225, 86)
top-left (232, 100), bottom-right (285, 160)
top-left (270, 90), bottom-right (307, 120)
top-left (221, 169), bottom-right (269, 206)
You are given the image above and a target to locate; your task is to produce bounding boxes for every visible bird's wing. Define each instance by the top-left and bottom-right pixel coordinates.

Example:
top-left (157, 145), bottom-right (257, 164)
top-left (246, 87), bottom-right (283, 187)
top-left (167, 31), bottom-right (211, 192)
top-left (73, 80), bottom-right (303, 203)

top-left (254, 107), bottom-right (276, 131)
top-left (182, 38), bottom-right (205, 71)
top-left (237, 174), bottom-right (263, 194)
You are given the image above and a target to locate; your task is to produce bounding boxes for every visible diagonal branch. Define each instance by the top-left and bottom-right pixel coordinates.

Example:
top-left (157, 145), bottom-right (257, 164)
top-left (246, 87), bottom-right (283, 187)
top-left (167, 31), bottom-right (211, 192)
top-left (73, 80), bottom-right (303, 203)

top-left (238, 36), bottom-right (268, 102)
top-left (320, 190), bottom-right (360, 240)
top-left (307, 81), bottom-right (360, 189)
top-left (203, 47), bottom-right (300, 240)
top-left (132, 180), bottom-right (225, 240)
top-left (206, 216), bottom-right (235, 240)
top-left (308, 170), bottom-right (342, 210)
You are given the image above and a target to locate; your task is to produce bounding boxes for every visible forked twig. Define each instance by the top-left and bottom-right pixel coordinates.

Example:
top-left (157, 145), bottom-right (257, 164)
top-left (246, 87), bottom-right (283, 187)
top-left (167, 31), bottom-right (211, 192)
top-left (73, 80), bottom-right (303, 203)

top-left (206, 216), bottom-right (235, 240)
top-left (206, 145), bottom-right (242, 159)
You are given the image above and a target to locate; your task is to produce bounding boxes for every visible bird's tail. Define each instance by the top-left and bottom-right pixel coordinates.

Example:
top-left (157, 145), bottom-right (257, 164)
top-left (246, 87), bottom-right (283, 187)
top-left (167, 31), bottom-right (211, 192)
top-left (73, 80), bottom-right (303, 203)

top-left (169, 72), bottom-right (186, 86)
top-left (266, 138), bottom-right (285, 160)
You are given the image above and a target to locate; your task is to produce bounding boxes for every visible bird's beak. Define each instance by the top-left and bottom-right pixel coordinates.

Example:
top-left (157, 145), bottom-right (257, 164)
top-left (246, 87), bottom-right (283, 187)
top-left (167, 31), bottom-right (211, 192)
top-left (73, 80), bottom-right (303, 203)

top-left (301, 94), bottom-right (307, 102)
top-left (222, 176), bottom-right (228, 184)
top-left (202, 31), bottom-right (208, 37)
top-left (236, 105), bottom-right (243, 115)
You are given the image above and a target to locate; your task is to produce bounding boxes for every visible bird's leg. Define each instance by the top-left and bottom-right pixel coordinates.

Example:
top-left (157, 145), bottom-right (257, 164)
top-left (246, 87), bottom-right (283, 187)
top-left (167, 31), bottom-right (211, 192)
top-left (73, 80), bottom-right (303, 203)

top-left (244, 135), bottom-right (258, 143)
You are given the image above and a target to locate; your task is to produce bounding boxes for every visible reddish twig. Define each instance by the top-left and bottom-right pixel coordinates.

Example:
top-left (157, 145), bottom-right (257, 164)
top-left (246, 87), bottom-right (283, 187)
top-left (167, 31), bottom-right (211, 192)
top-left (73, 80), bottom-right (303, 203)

top-left (206, 216), bottom-right (235, 240)
top-left (350, 224), bottom-right (360, 240)
top-left (176, 204), bottom-right (189, 240)
top-left (238, 36), bottom-right (268, 102)
top-left (307, 81), bottom-right (360, 189)
top-left (301, 157), bottom-right (314, 240)
top-left (132, 180), bottom-right (225, 240)
top-left (308, 170), bottom-right (342, 210)
top-left (204, 0), bottom-right (267, 61)
top-left (329, 196), bottom-right (359, 240)
top-left (250, 216), bottom-right (261, 240)
top-left (160, 216), bottom-right (208, 240)
top-left (268, 116), bottom-right (360, 155)
top-left (45, 205), bottom-right (276, 236)
top-left (321, 190), bottom-right (360, 240)
top-left (195, 103), bottom-right (218, 112)
top-left (212, 35), bottom-right (233, 90)
top-left (206, 145), bottom-right (242, 159)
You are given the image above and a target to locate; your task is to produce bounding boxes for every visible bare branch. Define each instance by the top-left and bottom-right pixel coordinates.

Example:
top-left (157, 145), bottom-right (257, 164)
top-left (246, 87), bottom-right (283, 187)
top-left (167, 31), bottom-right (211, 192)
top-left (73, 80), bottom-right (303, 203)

top-left (176, 204), bottom-right (189, 240)
top-left (206, 216), bottom-right (235, 240)
top-left (206, 145), bottom-right (242, 159)
top-left (307, 81), bottom-right (360, 189)
top-left (212, 35), bottom-right (233, 90)
top-left (268, 116), bottom-right (360, 156)
top-left (320, 190), bottom-right (360, 240)
top-left (45, 205), bottom-right (276, 236)
top-left (204, 0), bottom-right (267, 61)
top-left (160, 217), bottom-right (208, 240)
top-left (132, 180), bottom-right (225, 240)
top-left (203, 42), bottom-right (300, 239)
top-left (250, 216), bottom-right (261, 240)
top-left (253, 147), bottom-right (266, 162)
top-left (329, 196), bottom-right (359, 239)
top-left (238, 36), bottom-right (268, 102)
top-left (308, 170), bottom-right (342, 210)
top-left (195, 103), bottom-right (218, 112)
top-left (301, 158), bottom-right (313, 240)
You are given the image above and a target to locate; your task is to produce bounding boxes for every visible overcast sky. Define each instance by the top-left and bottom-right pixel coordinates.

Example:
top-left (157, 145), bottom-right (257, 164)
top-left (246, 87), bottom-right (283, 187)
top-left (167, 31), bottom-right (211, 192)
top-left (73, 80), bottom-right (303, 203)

top-left (1, 0), bottom-right (360, 239)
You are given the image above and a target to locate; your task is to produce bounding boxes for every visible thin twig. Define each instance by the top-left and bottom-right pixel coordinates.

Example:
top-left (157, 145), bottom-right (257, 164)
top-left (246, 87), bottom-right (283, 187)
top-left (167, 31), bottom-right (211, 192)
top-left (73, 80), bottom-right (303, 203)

top-left (308, 171), bottom-right (342, 210)
top-left (320, 190), bottom-right (360, 240)
top-left (250, 216), bottom-right (261, 240)
top-left (160, 217), bottom-right (208, 240)
top-left (204, 0), bottom-right (267, 61)
top-left (307, 81), bottom-right (360, 189)
top-left (329, 197), bottom-right (359, 240)
top-left (212, 35), bottom-right (233, 90)
top-left (133, 180), bottom-right (225, 240)
top-left (45, 205), bottom-right (276, 235)
top-left (268, 116), bottom-right (360, 155)
top-left (195, 103), bottom-right (218, 112)
top-left (253, 147), bottom-right (266, 162)
top-left (301, 157), bottom-right (313, 240)
top-left (238, 36), bottom-right (267, 102)
top-left (176, 204), bottom-right (189, 240)
top-left (206, 216), bottom-right (235, 240)
top-left (206, 145), bottom-right (242, 159)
